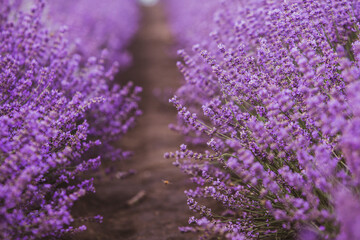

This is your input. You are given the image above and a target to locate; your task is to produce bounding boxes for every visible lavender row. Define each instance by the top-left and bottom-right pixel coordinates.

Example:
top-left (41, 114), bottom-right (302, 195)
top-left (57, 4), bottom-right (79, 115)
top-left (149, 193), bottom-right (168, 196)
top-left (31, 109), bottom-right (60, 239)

top-left (164, 0), bottom-right (220, 50)
top-left (166, 0), bottom-right (360, 239)
top-left (0, 0), bottom-right (140, 239)
top-left (46, 0), bottom-right (139, 67)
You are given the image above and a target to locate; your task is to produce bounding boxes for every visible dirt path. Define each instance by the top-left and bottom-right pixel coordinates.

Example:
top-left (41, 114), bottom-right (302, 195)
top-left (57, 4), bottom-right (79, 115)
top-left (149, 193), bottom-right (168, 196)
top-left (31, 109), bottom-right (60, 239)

top-left (73, 4), bottom-right (197, 240)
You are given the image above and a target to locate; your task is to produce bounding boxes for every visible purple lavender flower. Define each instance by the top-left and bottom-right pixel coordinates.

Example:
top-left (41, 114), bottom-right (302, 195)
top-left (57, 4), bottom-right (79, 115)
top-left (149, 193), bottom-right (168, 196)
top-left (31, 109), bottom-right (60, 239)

top-left (46, 0), bottom-right (139, 66)
top-left (334, 189), bottom-right (360, 240)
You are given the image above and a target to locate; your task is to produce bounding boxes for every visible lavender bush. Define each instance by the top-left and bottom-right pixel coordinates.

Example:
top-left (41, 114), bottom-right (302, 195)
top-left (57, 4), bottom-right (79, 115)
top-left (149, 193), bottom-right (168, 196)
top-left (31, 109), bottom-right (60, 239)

top-left (165, 0), bottom-right (220, 50)
top-left (45, 0), bottom-right (139, 67)
top-left (0, 0), bottom-right (140, 238)
top-left (166, 0), bottom-right (360, 239)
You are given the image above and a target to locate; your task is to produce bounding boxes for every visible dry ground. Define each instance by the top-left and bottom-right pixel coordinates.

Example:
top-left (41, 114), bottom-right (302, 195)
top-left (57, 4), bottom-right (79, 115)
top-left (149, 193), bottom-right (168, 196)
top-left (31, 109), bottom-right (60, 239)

top-left (71, 4), bottom-right (198, 240)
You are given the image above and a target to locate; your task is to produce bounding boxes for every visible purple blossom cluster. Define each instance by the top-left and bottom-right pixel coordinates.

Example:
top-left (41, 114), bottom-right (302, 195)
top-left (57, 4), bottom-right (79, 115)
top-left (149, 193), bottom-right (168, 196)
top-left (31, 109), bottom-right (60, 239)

top-left (166, 0), bottom-right (360, 239)
top-left (45, 0), bottom-right (139, 67)
top-left (164, 0), bottom-right (220, 49)
top-left (0, 0), bottom-right (140, 239)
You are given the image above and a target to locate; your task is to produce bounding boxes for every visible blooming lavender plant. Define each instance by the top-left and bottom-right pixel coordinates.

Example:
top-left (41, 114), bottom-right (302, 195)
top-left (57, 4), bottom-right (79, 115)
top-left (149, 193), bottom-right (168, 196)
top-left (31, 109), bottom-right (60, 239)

top-left (165, 0), bottom-right (220, 49)
top-left (0, 0), bottom-right (140, 238)
top-left (166, 0), bottom-right (360, 239)
top-left (46, 0), bottom-right (139, 66)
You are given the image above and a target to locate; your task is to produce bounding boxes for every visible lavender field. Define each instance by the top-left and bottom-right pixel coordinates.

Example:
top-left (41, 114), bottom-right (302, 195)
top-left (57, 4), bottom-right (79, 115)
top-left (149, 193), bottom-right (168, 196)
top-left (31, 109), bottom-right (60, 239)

top-left (1, 0), bottom-right (360, 239)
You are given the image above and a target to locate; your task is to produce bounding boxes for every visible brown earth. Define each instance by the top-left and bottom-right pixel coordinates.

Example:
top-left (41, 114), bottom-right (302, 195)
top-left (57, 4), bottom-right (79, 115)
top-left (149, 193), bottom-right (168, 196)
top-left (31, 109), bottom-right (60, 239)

top-left (71, 3), bottom-right (198, 240)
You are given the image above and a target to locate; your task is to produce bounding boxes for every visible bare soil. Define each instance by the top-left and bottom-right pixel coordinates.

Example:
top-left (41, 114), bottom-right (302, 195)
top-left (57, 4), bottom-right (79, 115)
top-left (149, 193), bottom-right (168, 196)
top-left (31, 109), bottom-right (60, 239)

top-left (71, 4), bottom-right (197, 240)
